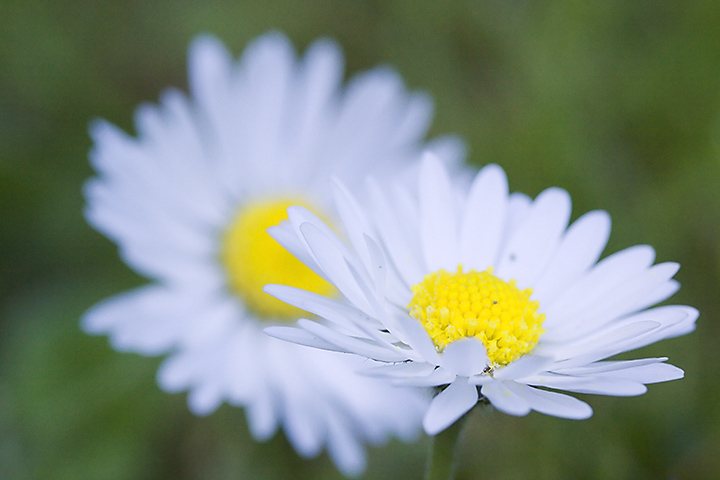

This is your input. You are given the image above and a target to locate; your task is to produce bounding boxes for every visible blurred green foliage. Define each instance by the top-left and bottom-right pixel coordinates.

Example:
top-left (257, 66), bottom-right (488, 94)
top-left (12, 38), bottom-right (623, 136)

top-left (2, 1), bottom-right (720, 479)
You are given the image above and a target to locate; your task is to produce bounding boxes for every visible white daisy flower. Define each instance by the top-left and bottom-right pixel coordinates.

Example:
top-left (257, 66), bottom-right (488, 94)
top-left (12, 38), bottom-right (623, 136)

top-left (265, 154), bottom-right (698, 436)
top-left (82, 32), bottom-right (464, 475)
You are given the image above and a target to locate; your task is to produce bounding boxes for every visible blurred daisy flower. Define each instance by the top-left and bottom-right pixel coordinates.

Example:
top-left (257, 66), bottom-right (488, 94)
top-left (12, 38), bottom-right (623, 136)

top-left (266, 154), bottom-right (697, 436)
top-left (82, 32), bottom-right (465, 475)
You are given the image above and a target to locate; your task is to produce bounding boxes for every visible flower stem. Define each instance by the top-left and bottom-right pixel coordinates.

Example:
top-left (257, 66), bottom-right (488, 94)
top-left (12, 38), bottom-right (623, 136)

top-left (424, 411), bottom-right (471, 480)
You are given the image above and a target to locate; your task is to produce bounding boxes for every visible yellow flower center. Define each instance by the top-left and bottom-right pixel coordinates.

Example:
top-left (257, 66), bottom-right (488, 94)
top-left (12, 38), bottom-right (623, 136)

top-left (408, 266), bottom-right (545, 366)
top-left (220, 197), bottom-right (335, 320)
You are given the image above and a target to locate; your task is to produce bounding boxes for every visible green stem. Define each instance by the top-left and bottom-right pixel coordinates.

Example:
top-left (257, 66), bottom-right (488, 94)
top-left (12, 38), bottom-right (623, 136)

top-left (424, 411), bottom-right (471, 480)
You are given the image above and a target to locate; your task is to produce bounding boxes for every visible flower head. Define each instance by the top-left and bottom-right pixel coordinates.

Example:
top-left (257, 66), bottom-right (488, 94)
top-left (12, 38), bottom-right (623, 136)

top-left (266, 154), bottom-right (697, 436)
top-left (82, 32), bottom-right (464, 475)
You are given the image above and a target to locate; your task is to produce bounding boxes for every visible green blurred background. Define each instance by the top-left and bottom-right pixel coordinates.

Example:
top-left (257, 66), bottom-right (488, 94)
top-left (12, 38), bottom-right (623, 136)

top-left (2, 1), bottom-right (719, 479)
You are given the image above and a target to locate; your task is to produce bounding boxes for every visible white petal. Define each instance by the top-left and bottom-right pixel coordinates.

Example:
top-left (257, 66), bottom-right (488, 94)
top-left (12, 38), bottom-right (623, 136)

top-left (439, 338), bottom-right (488, 377)
top-left (553, 357), bottom-right (666, 375)
top-left (81, 285), bottom-right (189, 355)
top-left (143, 90), bottom-right (228, 221)
top-left (496, 187), bottom-right (571, 287)
top-left (480, 380), bottom-right (531, 416)
top-left (85, 177), bottom-right (222, 287)
top-left (233, 33), bottom-right (295, 191)
top-left (423, 379), bottom-right (478, 435)
top-left (267, 221), bottom-right (326, 281)
top-left (263, 325), bottom-right (343, 352)
top-left (595, 262), bottom-right (680, 319)
top-left (286, 203), bottom-right (343, 252)
top-left (361, 362), bottom-right (437, 379)
top-left (536, 319), bottom-right (660, 361)
top-left (532, 210), bottom-right (611, 304)
top-left (299, 222), bottom-right (374, 315)
top-left (282, 397), bottom-right (325, 458)
top-left (325, 410), bottom-right (367, 478)
top-left (345, 258), bottom-right (388, 322)
top-left (657, 310), bottom-right (698, 339)
top-left (503, 192), bottom-right (532, 240)
top-left (424, 135), bottom-right (468, 167)
top-left (546, 305), bottom-right (697, 367)
top-left (631, 280), bottom-right (680, 314)
top-left (363, 233), bottom-right (389, 300)
top-left (523, 374), bottom-right (647, 396)
top-left (458, 164), bottom-right (509, 270)
top-left (176, 295), bottom-right (238, 350)
top-left (419, 154), bottom-right (459, 271)
top-left (245, 392), bottom-right (279, 441)
top-left (544, 262), bottom-right (681, 342)
top-left (264, 284), bottom-right (396, 352)
top-left (295, 319), bottom-right (408, 363)
top-left (263, 284), bottom-right (384, 334)
top-left (506, 383), bottom-right (593, 419)
top-left (390, 91), bottom-right (434, 150)
top-left (595, 362), bottom-right (684, 384)
top-left (493, 355), bottom-right (553, 380)
top-left (156, 351), bottom-right (202, 393)
top-left (332, 178), bottom-right (377, 270)
top-left (391, 368), bottom-right (457, 387)
top-left (394, 313), bottom-right (442, 365)
top-left (543, 245), bottom-right (656, 329)
top-left (187, 34), bottom-right (234, 127)
top-left (187, 383), bottom-right (224, 415)
top-left (367, 179), bottom-right (424, 285)
top-left (466, 375), bottom-right (494, 386)
top-left (280, 38), bottom-right (343, 179)
top-left (334, 68), bottom-right (429, 177)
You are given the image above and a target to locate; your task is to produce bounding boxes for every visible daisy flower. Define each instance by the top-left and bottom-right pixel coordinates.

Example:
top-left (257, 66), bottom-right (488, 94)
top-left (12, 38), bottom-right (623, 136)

top-left (266, 154), bottom-right (697, 436)
top-left (82, 32), bottom-right (464, 475)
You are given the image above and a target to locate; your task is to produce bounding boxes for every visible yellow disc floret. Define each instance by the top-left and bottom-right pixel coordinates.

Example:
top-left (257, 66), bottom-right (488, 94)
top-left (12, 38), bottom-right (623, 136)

top-left (221, 197), bottom-right (335, 320)
top-left (408, 266), bottom-right (545, 366)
